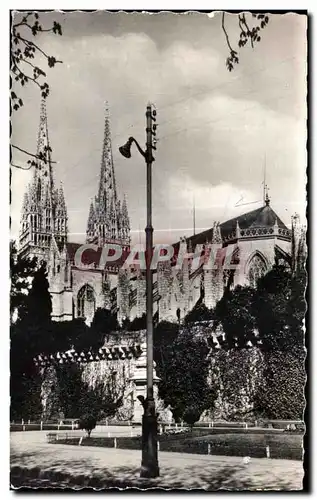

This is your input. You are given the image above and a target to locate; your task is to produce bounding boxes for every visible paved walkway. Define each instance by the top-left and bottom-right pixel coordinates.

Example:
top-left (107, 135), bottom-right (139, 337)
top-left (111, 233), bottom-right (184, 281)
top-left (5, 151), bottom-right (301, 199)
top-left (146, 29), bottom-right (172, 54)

top-left (10, 430), bottom-right (304, 490)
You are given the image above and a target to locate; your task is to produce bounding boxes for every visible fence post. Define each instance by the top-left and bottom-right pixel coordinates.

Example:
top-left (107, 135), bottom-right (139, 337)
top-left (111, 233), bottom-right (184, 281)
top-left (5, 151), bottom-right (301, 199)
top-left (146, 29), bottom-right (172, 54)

top-left (181, 421), bottom-right (183, 427)
top-left (28, 420), bottom-right (30, 425)
top-left (79, 437), bottom-right (83, 446)
top-left (106, 419), bottom-right (108, 426)
top-left (255, 420), bottom-right (258, 428)
top-left (266, 445), bottom-right (270, 458)
top-left (57, 424), bottom-right (60, 431)
top-left (208, 444), bottom-right (211, 455)
top-left (211, 421), bottom-right (214, 428)
top-left (40, 421), bottom-right (43, 431)
top-left (23, 425), bottom-right (25, 431)
top-left (176, 423), bottom-right (178, 428)
top-left (72, 421), bottom-right (74, 431)
top-left (21, 419), bottom-right (24, 425)
top-left (245, 422), bottom-right (248, 430)
top-left (130, 427), bottom-right (133, 437)
top-left (114, 438), bottom-right (117, 449)
top-left (158, 441), bottom-right (160, 452)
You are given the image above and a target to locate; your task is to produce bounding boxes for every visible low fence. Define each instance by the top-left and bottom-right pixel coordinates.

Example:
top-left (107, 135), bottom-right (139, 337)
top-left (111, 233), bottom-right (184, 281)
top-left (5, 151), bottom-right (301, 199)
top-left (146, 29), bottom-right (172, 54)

top-left (49, 433), bottom-right (303, 461)
top-left (10, 419), bottom-right (305, 433)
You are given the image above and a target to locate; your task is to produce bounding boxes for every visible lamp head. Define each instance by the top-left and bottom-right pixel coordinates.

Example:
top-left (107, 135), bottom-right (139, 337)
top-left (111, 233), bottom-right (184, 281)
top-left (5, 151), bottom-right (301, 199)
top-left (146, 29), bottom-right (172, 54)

top-left (119, 137), bottom-right (134, 159)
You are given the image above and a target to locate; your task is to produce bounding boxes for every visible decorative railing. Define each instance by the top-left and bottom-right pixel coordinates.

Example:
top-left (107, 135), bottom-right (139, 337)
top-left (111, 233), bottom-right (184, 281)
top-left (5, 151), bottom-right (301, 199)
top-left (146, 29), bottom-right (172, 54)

top-left (34, 344), bottom-right (143, 367)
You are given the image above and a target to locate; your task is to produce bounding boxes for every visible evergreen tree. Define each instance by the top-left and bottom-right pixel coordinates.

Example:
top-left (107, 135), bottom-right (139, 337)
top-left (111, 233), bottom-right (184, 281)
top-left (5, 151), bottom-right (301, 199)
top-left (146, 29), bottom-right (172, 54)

top-left (10, 240), bottom-right (37, 322)
top-left (10, 262), bottom-right (52, 420)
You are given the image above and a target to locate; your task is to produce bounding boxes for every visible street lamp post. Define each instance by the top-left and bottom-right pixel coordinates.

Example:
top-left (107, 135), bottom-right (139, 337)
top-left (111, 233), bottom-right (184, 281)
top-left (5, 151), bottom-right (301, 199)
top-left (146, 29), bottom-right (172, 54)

top-left (119, 103), bottom-right (159, 478)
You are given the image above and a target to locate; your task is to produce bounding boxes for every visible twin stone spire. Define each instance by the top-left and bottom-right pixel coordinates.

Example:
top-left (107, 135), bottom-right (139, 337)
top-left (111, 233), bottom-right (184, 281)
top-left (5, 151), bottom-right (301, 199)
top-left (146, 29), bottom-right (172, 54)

top-left (19, 99), bottom-right (130, 259)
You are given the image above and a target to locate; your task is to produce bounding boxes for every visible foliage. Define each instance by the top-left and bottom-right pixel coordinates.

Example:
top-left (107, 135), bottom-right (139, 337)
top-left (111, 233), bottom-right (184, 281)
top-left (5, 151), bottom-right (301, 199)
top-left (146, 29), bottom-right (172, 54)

top-left (79, 414), bottom-right (97, 437)
top-left (158, 329), bottom-right (217, 423)
top-left (212, 285), bottom-right (258, 349)
top-left (11, 262), bottom-right (52, 360)
top-left (10, 261), bottom-right (52, 420)
top-left (210, 348), bottom-right (265, 421)
top-left (10, 358), bottom-right (43, 421)
top-left (254, 265), bottom-right (306, 352)
top-left (55, 363), bottom-right (84, 419)
top-left (253, 350), bottom-right (306, 420)
top-left (11, 12), bottom-right (63, 170)
top-left (56, 361), bottom-right (125, 421)
top-left (183, 407), bottom-right (202, 428)
top-left (209, 262), bottom-right (306, 421)
top-left (91, 308), bottom-right (119, 336)
top-left (11, 12), bottom-right (62, 110)
top-left (183, 303), bottom-right (213, 325)
top-left (128, 313), bottom-right (147, 331)
top-left (222, 13), bottom-right (269, 71)
top-left (10, 240), bottom-right (37, 322)
top-left (211, 264), bottom-right (306, 353)
top-left (153, 321), bottom-right (180, 371)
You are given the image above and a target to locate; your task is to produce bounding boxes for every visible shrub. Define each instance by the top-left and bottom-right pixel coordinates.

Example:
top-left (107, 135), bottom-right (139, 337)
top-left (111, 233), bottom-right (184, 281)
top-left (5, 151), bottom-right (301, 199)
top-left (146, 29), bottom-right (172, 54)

top-left (183, 407), bottom-right (202, 428)
top-left (79, 414), bottom-right (97, 437)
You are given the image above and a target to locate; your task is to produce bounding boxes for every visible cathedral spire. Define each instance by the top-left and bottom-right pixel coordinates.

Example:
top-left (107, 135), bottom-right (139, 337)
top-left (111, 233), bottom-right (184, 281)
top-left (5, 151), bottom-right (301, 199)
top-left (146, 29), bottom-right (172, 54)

top-left (86, 103), bottom-right (130, 248)
top-left (19, 100), bottom-right (67, 259)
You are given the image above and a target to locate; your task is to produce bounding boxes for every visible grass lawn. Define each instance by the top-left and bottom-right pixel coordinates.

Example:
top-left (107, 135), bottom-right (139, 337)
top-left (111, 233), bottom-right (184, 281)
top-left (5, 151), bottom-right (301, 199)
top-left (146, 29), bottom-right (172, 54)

top-left (53, 430), bottom-right (303, 461)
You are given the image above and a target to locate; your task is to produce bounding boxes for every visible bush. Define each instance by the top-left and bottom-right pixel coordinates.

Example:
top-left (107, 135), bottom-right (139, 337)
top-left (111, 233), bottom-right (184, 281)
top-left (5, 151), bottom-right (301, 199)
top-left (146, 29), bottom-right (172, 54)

top-left (78, 414), bottom-right (97, 437)
top-left (183, 408), bottom-right (202, 428)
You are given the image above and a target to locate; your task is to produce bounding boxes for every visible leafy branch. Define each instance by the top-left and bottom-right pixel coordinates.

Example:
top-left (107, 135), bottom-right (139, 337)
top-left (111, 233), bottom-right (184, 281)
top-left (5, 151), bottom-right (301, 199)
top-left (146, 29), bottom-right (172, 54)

top-left (11, 12), bottom-right (63, 110)
top-left (222, 12), bottom-right (269, 71)
top-left (10, 12), bottom-right (62, 172)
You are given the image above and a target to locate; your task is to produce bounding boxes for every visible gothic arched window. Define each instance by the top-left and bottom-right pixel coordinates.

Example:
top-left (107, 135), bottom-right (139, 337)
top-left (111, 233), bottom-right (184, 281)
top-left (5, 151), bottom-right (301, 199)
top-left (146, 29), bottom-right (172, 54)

top-left (247, 254), bottom-right (267, 288)
top-left (37, 179), bottom-right (41, 201)
top-left (77, 285), bottom-right (96, 319)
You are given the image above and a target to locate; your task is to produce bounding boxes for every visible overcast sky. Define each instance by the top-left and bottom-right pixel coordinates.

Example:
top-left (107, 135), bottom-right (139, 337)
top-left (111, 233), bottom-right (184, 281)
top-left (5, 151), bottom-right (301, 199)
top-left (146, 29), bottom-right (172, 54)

top-left (11, 11), bottom-right (307, 246)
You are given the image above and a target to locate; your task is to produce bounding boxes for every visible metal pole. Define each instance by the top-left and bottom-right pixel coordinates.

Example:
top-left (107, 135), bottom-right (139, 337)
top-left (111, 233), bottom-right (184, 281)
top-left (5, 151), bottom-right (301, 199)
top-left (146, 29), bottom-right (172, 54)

top-left (146, 103), bottom-right (154, 401)
top-left (140, 104), bottom-right (159, 478)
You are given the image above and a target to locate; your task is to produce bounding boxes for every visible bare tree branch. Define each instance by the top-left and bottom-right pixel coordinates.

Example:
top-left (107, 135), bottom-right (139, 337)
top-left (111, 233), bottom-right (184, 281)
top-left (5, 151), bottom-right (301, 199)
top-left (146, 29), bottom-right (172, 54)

top-left (10, 162), bottom-right (32, 171)
top-left (11, 144), bottom-right (57, 163)
top-left (221, 12), bottom-right (235, 54)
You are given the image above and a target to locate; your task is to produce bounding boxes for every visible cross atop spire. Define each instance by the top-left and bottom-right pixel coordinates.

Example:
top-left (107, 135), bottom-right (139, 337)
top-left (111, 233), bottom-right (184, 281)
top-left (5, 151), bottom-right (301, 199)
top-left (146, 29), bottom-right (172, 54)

top-left (264, 184), bottom-right (270, 206)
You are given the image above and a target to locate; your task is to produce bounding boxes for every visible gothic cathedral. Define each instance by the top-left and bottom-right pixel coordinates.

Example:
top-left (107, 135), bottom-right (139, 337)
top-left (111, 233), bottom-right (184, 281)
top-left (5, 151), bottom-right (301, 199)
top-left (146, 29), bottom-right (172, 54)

top-left (19, 101), bottom-right (305, 326)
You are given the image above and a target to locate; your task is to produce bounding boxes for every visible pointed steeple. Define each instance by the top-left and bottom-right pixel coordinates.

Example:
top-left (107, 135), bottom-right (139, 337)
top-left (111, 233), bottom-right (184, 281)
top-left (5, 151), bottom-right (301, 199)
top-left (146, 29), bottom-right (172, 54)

top-left (121, 194), bottom-right (130, 240)
top-left (19, 100), bottom-right (67, 259)
top-left (211, 222), bottom-right (222, 245)
top-left (86, 102), bottom-right (130, 248)
top-left (98, 102), bottom-right (118, 213)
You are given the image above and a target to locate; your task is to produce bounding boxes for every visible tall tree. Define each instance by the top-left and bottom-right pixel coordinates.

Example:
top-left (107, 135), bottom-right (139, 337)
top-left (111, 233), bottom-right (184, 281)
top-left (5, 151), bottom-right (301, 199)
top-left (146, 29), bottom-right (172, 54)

top-left (10, 240), bottom-right (37, 322)
top-left (10, 262), bottom-right (52, 420)
top-left (158, 329), bottom-right (217, 423)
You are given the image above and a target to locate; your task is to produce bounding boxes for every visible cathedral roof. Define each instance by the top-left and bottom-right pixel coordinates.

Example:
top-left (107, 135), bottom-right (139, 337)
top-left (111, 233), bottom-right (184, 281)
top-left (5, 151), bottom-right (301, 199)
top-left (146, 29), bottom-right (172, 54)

top-left (66, 242), bottom-right (130, 270)
top-left (175, 203), bottom-right (290, 250)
